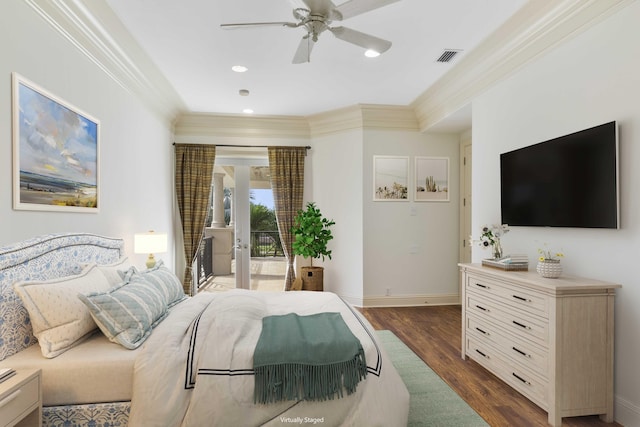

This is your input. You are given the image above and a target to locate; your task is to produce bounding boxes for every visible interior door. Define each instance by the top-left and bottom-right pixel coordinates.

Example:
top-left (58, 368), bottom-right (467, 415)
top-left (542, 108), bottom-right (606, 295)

top-left (462, 142), bottom-right (472, 263)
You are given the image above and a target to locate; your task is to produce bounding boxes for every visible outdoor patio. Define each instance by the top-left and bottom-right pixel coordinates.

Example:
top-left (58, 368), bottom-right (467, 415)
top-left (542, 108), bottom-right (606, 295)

top-left (200, 257), bottom-right (287, 293)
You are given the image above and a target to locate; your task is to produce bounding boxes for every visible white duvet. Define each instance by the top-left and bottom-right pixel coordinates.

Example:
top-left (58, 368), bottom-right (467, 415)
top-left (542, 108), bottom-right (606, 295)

top-left (129, 290), bottom-right (409, 427)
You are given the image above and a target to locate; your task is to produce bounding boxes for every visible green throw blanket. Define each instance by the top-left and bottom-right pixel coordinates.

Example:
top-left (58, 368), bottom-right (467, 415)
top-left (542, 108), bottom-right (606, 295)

top-left (253, 312), bottom-right (367, 404)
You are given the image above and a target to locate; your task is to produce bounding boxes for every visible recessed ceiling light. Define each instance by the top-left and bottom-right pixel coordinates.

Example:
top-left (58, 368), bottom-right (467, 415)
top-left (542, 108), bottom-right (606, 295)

top-left (242, 108), bottom-right (254, 114)
top-left (239, 89), bottom-right (250, 96)
top-left (232, 65), bottom-right (248, 73)
top-left (364, 49), bottom-right (380, 58)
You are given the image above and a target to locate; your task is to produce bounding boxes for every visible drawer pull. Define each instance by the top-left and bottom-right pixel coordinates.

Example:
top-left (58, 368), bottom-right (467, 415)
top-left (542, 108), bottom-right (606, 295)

top-left (475, 305), bottom-right (489, 312)
top-left (475, 349), bottom-right (489, 359)
top-left (475, 283), bottom-right (490, 290)
top-left (512, 372), bottom-right (531, 386)
top-left (475, 327), bottom-right (489, 336)
top-left (512, 295), bottom-right (531, 302)
top-left (0, 389), bottom-right (21, 408)
top-left (512, 320), bottom-right (531, 330)
top-left (512, 346), bottom-right (531, 358)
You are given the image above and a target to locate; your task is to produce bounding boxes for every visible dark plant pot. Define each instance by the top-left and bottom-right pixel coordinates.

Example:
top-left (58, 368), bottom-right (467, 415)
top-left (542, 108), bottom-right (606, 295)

top-left (301, 266), bottom-right (324, 291)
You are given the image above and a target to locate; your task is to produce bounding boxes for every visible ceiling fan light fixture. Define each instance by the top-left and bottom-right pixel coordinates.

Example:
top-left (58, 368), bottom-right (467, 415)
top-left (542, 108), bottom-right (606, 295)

top-left (364, 49), bottom-right (380, 58)
top-left (232, 65), bottom-right (248, 73)
top-left (222, 0), bottom-right (398, 63)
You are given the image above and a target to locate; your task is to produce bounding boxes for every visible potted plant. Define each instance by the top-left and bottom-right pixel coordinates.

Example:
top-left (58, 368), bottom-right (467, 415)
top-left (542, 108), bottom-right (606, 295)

top-left (291, 202), bottom-right (335, 291)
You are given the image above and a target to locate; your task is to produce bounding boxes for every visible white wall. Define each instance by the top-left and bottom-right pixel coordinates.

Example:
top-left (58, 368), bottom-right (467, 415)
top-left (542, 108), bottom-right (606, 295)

top-left (0, 2), bottom-right (175, 269)
top-left (363, 130), bottom-right (460, 304)
top-left (309, 129), bottom-right (364, 300)
top-left (472, 2), bottom-right (640, 424)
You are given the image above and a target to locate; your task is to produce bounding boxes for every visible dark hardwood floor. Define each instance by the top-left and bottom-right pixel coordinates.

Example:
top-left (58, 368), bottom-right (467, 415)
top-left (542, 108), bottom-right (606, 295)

top-left (358, 305), bottom-right (622, 427)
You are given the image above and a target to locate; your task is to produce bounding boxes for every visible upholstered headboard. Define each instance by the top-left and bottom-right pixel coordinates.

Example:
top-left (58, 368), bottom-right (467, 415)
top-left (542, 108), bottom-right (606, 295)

top-left (0, 233), bottom-right (124, 361)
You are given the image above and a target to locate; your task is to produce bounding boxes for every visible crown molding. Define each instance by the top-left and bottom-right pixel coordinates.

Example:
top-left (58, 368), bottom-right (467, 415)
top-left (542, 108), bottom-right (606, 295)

top-left (25, 0), bottom-right (185, 122)
top-left (307, 105), bottom-right (364, 137)
top-left (307, 104), bottom-right (419, 137)
top-left (360, 104), bottom-right (420, 132)
top-left (174, 113), bottom-right (311, 141)
top-left (174, 105), bottom-right (420, 141)
top-left (412, 0), bottom-right (633, 132)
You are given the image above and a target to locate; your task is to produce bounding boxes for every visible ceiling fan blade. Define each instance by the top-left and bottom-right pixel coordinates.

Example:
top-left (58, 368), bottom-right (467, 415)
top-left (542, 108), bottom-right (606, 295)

top-left (292, 35), bottom-right (316, 64)
top-left (299, 0), bottom-right (334, 16)
top-left (334, 0), bottom-right (401, 21)
top-left (329, 26), bottom-right (391, 53)
top-left (220, 22), bottom-right (299, 29)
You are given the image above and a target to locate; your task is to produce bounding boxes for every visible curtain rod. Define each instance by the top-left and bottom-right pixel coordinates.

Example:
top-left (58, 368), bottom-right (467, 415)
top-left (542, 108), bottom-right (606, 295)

top-left (173, 143), bottom-right (310, 150)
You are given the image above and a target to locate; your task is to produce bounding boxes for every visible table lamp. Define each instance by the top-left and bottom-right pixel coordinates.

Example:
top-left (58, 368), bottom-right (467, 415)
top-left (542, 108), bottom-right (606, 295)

top-left (134, 231), bottom-right (168, 269)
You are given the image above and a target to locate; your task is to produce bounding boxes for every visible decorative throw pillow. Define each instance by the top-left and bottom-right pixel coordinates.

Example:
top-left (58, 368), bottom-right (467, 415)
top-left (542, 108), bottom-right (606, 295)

top-left (92, 256), bottom-right (135, 286)
top-left (13, 263), bottom-right (112, 358)
top-left (78, 277), bottom-right (169, 349)
top-left (130, 260), bottom-right (186, 308)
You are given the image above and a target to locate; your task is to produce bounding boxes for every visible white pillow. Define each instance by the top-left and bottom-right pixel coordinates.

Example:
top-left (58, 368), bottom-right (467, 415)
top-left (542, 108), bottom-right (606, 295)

top-left (13, 263), bottom-right (112, 358)
top-left (91, 256), bottom-right (135, 286)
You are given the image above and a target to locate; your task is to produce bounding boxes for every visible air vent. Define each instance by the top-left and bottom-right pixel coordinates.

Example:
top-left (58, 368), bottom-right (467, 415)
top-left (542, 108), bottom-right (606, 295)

top-left (436, 49), bottom-right (462, 63)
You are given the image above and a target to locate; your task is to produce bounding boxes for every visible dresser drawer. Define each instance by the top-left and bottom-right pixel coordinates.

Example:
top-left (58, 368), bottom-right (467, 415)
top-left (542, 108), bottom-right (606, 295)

top-left (0, 374), bottom-right (39, 426)
top-left (467, 313), bottom-right (549, 378)
top-left (467, 294), bottom-right (549, 346)
top-left (467, 336), bottom-right (548, 410)
top-left (466, 274), bottom-right (549, 317)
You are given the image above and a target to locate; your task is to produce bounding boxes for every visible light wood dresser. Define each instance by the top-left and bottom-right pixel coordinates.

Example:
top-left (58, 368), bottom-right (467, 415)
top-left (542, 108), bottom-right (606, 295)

top-left (459, 263), bottom-right (620, 426)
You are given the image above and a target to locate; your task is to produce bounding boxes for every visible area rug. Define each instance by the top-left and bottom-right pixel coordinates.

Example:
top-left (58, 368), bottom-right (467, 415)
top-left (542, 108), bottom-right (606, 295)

top-left (377, 330), bottom-right (488, 427)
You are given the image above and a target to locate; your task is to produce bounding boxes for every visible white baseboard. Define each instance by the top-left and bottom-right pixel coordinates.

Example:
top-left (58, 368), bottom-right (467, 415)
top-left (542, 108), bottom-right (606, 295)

top-left (343, 293), bottom-right (460, 308)
top-left (615, 394), bottom-right (640, 426)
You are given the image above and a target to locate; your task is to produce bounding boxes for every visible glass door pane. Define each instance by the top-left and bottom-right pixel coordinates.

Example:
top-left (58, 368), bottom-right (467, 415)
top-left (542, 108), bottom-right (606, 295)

top-left (249, 166), bottom-right (285, 291)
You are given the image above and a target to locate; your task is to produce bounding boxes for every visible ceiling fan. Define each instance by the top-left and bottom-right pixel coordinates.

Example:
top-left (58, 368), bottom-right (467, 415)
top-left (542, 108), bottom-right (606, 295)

top-left (220, 0), bottom-right (401, 64)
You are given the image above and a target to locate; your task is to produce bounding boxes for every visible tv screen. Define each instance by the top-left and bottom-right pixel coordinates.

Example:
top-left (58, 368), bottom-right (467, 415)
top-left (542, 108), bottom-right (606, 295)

top-left (500, 121), bottom-right (619, 229)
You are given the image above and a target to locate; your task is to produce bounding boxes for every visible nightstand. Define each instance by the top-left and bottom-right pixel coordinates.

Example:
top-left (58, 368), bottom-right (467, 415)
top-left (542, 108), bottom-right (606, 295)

top-left (0, 369), bottom-right (42, 427)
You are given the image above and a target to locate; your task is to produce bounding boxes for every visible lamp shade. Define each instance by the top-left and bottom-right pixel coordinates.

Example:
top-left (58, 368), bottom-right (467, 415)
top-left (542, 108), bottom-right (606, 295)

top-left (134, 232), bottom-right (168, 254)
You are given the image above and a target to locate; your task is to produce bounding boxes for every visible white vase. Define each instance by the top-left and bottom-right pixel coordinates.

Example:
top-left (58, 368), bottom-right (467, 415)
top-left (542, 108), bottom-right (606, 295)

top-left (536, 259), bottom-right (562, 278)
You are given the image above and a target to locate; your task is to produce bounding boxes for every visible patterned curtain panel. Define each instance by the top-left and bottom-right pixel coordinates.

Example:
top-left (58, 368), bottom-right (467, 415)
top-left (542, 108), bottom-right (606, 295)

top-left (175, 144), bottom-right (216, 295)
top-left (268, 146), bottom-right (306, 291)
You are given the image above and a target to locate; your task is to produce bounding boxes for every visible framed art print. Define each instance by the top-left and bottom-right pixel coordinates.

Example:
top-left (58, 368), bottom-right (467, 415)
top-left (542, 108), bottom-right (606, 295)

top-left (415, 156), bottom-right (449, 202)
top-left (373, 155), bottom-right (409, 201)
top-left (12, 73), bottom-right (100, 212)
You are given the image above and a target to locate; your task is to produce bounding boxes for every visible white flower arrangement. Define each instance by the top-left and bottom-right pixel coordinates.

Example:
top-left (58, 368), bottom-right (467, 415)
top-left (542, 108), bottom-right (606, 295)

top-left (478, 224), bottom-right (509, 249)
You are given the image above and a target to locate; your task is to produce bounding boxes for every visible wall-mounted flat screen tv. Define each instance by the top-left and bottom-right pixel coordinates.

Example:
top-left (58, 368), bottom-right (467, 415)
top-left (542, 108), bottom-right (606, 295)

top-left (500, 121), bottom-right (619, 229)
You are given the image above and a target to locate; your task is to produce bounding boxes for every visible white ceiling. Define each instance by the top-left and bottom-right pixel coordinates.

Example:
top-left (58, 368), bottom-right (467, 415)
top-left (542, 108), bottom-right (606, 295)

top-left (104, 0), bottom-right (526, 122)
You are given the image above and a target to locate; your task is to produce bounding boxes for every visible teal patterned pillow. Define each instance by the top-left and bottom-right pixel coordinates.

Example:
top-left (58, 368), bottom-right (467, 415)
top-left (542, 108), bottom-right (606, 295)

top-left (78, 278), bottom-right (168, 349)
top-left (127, 260), bottom-right (186, 308)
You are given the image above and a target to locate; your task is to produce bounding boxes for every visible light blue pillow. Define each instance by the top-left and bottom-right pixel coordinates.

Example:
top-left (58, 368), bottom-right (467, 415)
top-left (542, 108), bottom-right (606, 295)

top-left (126, 260), bottom-right (186, 308)
top-left (78, 278), bottom-right (168, 349)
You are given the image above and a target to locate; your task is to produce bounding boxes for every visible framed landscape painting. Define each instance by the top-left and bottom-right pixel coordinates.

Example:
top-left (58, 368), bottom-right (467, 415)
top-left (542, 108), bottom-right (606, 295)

top-left (12, 73), bottom-right (99, 212)
top-left (415, 156), bottom-right (449, 202)
top-left (373, 155), bottom-right (409, 201)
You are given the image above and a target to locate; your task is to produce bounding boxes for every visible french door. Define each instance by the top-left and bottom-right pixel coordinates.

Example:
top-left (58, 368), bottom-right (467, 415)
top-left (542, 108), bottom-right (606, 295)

top-left (213, 153), bottom-right (284, 291)
top-left (232, 163), bottom-right (253, 289)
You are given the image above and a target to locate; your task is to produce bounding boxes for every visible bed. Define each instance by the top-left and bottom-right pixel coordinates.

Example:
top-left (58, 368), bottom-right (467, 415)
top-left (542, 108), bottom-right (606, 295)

top-left (0, 233), bottom-right (409, 426)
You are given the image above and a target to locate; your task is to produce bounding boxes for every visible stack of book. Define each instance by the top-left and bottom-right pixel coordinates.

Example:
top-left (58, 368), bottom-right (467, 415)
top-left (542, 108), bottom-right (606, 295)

top-left (0, 367), bottom-right (16, 383)
top-left (482, 254), bottom-right (529, 271)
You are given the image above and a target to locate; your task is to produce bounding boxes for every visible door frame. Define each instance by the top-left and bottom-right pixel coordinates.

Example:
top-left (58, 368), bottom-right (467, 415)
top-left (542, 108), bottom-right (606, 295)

top-left (214, 153), bottom-right (269, 289)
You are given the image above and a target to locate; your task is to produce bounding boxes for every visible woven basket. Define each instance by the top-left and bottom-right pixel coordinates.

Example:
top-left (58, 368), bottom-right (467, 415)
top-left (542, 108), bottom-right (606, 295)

top-left (301, 266), bottom-right (324, 291)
